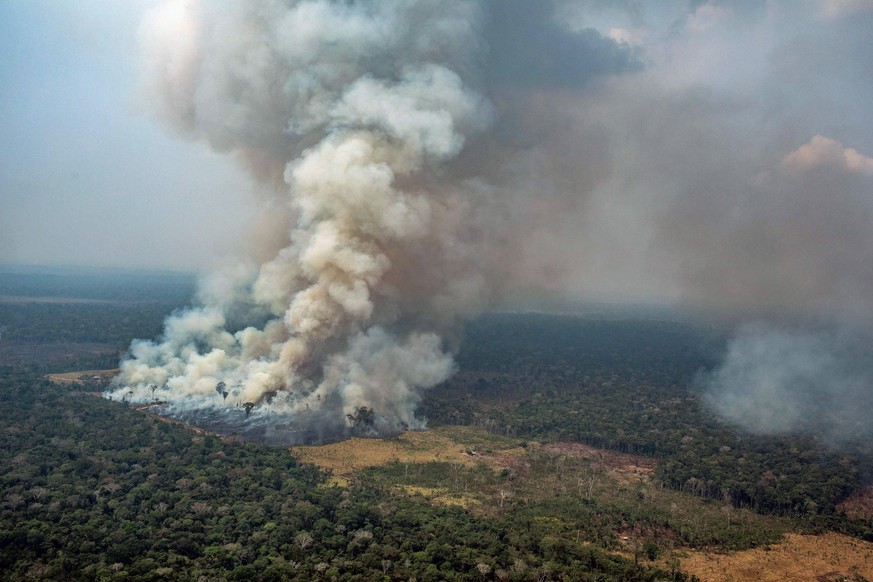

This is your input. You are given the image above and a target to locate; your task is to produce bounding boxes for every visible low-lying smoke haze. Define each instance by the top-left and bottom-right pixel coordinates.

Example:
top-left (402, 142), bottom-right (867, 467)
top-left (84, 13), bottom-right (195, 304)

top-left (698, 323), bottom-right (873, 447)
top-left (3, 1), bottom-right (870, 443)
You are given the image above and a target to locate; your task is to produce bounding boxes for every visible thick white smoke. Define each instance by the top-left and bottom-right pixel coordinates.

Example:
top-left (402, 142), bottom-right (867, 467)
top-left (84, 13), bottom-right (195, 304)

top-left (108, 0), bottom-right (499, 442)
top-left (107, 1), bottom-right (873, 445)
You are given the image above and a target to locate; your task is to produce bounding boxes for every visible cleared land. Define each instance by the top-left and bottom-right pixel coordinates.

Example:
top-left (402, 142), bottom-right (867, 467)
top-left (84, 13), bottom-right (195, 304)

top-left (297, 424), bottom-right (873, 582)
top-left (293, 425), bottom-right (518, 487)
top-left (62, 376), bottom-right (872, 582)
top-left (838, 485), bottom-right (873, 521)
top-left (677, 532), bottom-right (873, 581)
top-left (46, 369), bottom-right (118, 384)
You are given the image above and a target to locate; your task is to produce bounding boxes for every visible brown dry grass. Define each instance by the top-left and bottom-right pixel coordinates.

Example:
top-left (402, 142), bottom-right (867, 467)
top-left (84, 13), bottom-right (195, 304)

top-left (65, 392), bottom-right (873, 582)
top-left (293, 426), bottom-right (487, 479)
top-left (398, 485), bottom-right (476, 508)
top-left (294, 426), bottom-right (524, 507)
top-left (296, 428), bottom-right (873, 582)
top-left (675, 532), bottom-right (873, 581)
top-left (539, 441), bottom-right (656, 486)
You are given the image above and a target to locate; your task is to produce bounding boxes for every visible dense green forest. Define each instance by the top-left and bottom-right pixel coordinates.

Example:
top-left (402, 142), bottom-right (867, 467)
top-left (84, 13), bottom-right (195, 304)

top-left (0, 267), bottom-right (191, 371)
top-left (0, 302), bottom-right (178, 346)
top-left (0, 266), bottom-right (196, 303)
top-left (422, 314), bottom-right (873, 539)
top-left (1, 268), bottom-right (871, 579)
top-left (0, 368), bottom-right (686, 581)
top-left (0, 269), bottom-right (695, 580)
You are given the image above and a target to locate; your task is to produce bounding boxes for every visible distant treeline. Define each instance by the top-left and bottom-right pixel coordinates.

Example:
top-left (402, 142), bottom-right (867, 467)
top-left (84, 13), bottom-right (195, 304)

top-left (0, 302), bottom-right (177, 346)
top-left (424, 313), bottom-right (873, 540)
top-left (0, 266), bottom-right (196, 303)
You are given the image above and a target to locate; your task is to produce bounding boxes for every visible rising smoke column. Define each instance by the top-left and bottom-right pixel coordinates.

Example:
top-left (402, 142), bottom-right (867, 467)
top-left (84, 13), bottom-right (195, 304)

top-left (107, 0), bottom-right (499, 442)
top-left (114, 1), bottom-right (873, 447)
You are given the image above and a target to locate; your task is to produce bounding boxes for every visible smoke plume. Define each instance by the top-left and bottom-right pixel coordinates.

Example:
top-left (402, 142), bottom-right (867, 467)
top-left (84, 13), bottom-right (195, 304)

top-left (699, 323), bottom-right (873, 447)
top-left (107, 0), bottom-right (641, 443)
top-left (106, 1), bottom-right (873, 444)
top-left (107, 0), bottom-right (492, 442)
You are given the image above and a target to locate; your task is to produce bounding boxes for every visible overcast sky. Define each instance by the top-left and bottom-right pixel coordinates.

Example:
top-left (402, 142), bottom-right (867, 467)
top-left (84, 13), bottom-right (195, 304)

top-left (2, 0), bottom-right (872, 314)
top-left (0, 0), bottom-right (252, 271)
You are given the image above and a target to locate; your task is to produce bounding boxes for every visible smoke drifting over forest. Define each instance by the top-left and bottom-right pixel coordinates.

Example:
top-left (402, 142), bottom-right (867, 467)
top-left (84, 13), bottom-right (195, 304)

top-left (699, 323), bottom-right (873, 446)
top-left (106, 1), bottom-right (873, 444)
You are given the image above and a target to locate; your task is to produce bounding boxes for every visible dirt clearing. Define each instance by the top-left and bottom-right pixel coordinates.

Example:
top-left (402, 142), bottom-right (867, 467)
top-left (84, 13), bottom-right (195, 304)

top-left (676, 532), bottom-right (873, 581)
top-left (293, 426), bottom-right (513, 479)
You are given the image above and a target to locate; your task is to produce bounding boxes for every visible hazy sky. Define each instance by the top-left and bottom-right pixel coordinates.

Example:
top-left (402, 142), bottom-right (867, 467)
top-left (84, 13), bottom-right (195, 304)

top-left (0, 0), bottom-right (252, 271)
top-left (2, 0), bottom-right (873, 315)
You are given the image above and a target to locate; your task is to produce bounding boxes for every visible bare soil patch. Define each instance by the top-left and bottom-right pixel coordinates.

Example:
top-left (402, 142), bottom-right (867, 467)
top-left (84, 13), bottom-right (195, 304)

top-left (293, 426), bottom-right (488, 479)
top-left (676, 532), bottom-right (873, 582)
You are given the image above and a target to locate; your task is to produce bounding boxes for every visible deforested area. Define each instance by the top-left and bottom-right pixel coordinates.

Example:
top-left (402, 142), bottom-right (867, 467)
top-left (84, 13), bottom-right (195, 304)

top-left (2, 274), bottom-right (872, 580)
top-left (4, 1), bottom-right (873, 580)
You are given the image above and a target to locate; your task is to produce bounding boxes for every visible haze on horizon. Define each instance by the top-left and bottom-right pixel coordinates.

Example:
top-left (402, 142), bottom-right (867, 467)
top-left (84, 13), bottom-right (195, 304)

top-left (1, 0), bottom-right (871, 316)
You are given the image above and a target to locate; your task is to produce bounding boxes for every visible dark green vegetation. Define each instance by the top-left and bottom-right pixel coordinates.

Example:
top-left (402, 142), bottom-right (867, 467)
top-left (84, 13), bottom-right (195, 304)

top-left (0, 301), bottom-right (180, 346)
top-left (0, 265), bottom-right (196, 303)
top-left (0, 266), bottom-right (192, 370)
top-left (360, 443), bottom-right (794, 555)
top-left (422, 314), bottom-right (873, 540)
top-left (0, 371), bottom-right (686, 581)
top-left (0, 269), bottom-right (692, 580)
top-left (2, 268), bottom-right (871, 579)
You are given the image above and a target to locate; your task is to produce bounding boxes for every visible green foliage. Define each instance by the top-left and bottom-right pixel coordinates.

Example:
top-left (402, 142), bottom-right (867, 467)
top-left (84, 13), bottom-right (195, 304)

top-left (423, 314), bottom-right (873, 537)
top-left (0, 302), bottom-right (178, 346)
top-left (362, 441), bottom-right (792, 554)
top-left (0, 267), bottom-right (192, 371)
top-left (3, 272), bottom-right (866, 578)
top-left (0, 368), bottom-right (689, 580)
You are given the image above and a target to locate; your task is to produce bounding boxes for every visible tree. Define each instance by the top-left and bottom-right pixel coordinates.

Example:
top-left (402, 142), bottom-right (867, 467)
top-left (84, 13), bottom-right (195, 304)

top-left (346, 406), bottom-right (376, 433)
top-left (294, 532), bottom-right (313, 550)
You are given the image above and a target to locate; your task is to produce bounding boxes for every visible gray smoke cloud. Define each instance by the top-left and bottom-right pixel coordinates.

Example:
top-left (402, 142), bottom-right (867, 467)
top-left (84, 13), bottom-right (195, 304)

top-left (108, 0), bottom-right (491, 442)
top-left (106, 0), bottom-right (639, 443)
top-left (106, 1), bottom-right (873, 444)
top-left (699, 323), bottom-right (873, 446)
top-left (497, 1), bottom-right (873, 314)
